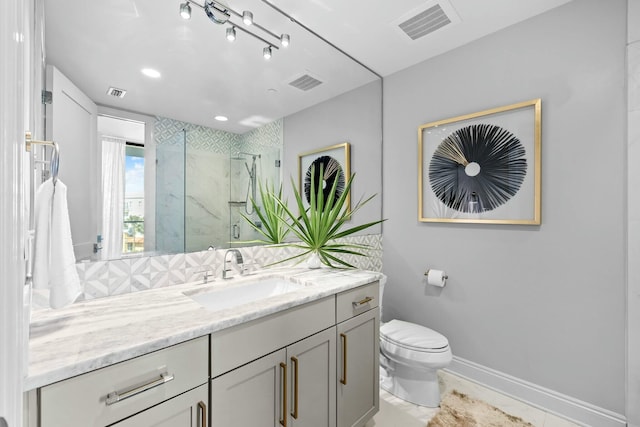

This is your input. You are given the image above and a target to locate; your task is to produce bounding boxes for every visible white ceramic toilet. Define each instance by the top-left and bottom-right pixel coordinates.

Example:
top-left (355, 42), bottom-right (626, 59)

top-left (378, 276), bottom-right (452, 408)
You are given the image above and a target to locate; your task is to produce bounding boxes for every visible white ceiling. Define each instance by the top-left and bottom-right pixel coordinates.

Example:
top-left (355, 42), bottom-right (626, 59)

top-left (45, 0), bottom-right (571, 134)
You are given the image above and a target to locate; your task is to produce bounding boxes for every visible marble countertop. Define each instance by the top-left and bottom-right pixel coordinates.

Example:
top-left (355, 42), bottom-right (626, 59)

top-left (25, 267), bottom-right (382, 391)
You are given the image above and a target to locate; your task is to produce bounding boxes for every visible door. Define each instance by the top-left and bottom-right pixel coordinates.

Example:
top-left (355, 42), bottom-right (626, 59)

top-left (210, 349), bottom-right (286, 427)
top-left (287, 327), bottom-right (336, 427)
top-left (336, 309), bottom-right (379, 427)
top-left (112, 384), bottom-right (207, 427)
top-left (45, 64), bottom-right (98, 260)
top-left (1, 0), bottom-right (28, 425)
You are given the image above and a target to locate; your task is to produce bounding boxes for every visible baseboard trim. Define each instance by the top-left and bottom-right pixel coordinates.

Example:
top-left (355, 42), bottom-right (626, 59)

top-left (446, 356), bottom-right (626, 427)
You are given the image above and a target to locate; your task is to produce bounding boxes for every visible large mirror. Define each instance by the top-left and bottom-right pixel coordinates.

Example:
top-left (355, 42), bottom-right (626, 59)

top-left (42, 0), bottom-right (381, 261)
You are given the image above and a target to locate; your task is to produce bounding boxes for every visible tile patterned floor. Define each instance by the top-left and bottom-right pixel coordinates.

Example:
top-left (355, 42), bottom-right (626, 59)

top-left (366, 370), bottom-right (583, 427)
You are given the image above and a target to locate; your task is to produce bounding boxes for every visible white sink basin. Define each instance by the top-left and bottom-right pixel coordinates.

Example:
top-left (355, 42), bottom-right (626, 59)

top-left (187, 278), bottom-right (306, 312)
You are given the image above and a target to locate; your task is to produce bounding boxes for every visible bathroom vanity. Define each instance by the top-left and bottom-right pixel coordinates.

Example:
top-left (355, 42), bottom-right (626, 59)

top-left (23, 268), bottom-right (380, 427)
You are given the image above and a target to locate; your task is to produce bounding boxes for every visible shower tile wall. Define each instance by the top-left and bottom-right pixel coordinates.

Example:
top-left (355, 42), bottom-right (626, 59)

top-left (230, 120), bottom-right (283, 244)
top-left (155, 116), bottom-right (239, 252)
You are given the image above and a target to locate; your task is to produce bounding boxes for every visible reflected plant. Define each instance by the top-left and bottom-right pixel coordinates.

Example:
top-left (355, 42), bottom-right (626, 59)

top-left (240, 180), bottom-right (291, 245)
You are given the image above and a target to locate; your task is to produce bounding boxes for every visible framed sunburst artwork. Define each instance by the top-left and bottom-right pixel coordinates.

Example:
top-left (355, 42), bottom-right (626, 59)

top-left (298, 142), bottom-right (351, 212)
top-left (418, 99), bottom-right (541, 225)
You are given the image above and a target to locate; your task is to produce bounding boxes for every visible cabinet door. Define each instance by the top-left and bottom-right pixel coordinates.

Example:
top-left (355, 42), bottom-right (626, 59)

top-left (336, 309), bottom-right (379, 427)
top-left (111, 384), bottom-right (207, 427)
top-left (210, 349), bottom-right (286, 427)
top-left (287, 327), bottom-right (336, 427)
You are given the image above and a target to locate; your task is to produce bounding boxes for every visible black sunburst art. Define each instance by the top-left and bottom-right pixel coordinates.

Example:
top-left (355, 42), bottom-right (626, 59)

top-left (429, 124), bottom-right (527, 213)
top-left (304, 155), bottom-right (345, 207)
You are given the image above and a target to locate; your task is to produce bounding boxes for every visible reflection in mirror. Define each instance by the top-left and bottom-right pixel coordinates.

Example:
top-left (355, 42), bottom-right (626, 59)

top-left (97, 112), bottom-right (282, 260)
top-left (43, 0), bottom-right (380, 262)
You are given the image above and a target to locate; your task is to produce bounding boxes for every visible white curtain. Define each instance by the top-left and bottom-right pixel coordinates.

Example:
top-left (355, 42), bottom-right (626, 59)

top-left (101, 136), bottom-right (126, 259)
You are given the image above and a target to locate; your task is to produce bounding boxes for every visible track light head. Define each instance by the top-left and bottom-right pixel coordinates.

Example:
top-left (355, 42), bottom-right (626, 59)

top-left (226, 26), bottom-right (236, 42)
top-left (243, 10), bottom-right (253, 26)
top-left (179, 1), bottom-right (191, 20)
top-left (263, 46), bottom-right (272, 60)
top-left (280, 33), bottom-right (290, 47)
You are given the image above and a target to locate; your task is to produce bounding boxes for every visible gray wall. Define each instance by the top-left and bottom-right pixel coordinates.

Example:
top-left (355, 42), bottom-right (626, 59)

top-left (283, 80), bottom-right (383, 234)
top-left (382, 0), bottom-right (626, 414)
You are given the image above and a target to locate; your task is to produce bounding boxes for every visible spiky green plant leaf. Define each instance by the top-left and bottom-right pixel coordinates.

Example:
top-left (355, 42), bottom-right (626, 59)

top-left (272, 164), bottom-right (385, 268)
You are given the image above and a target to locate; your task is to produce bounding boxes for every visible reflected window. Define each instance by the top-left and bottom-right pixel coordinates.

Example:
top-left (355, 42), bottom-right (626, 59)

top-left (123, 143), bottom-right (145, 253)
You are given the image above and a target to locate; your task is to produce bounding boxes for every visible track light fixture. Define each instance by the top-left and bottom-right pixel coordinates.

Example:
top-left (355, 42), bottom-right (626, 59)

top-left (179, 0), bottom-right (289, 58)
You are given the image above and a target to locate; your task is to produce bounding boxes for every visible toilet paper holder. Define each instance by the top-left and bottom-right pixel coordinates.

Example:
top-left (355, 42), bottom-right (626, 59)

top-left (424, 269), bottom-right (448, 280)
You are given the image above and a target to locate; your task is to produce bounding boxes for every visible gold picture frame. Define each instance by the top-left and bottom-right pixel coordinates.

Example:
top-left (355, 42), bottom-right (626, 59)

top-left (418, 99), bottom-right (541, 225)
top-left (298, 142), bottom-right (351, 213)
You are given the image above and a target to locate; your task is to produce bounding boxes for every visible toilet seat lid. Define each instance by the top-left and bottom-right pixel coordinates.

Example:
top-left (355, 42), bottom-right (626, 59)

top-left (380, 319), bottom-right (449, 351)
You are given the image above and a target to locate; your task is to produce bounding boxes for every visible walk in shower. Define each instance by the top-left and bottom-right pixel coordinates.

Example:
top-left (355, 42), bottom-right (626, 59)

top-left (154, 118), bottom-right (283, 253)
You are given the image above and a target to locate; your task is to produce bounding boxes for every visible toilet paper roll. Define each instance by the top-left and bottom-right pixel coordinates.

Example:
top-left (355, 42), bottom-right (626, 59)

top-left (426, 269), bottom-right (447, 287)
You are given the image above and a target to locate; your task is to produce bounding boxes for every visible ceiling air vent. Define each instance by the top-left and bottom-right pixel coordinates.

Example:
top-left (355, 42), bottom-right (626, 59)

top-left (106, 87), bottom-right (127, 98)
top-left (397, 2), bottom-right (456, 40)
top-left (288, 74), bottom-right (323, 91)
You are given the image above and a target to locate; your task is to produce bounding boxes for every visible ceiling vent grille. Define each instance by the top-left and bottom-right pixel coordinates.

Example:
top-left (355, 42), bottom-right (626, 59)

top-left (398, 3), bottom-right (452, 40)
top-left (106, 87), bottom-right (127, 98)
top-left (289, 74), bottom-right (323, 91)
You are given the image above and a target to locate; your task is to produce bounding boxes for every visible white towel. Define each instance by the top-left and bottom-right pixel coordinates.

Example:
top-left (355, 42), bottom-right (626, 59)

top-left (32, 178), bottom-right (82, 309)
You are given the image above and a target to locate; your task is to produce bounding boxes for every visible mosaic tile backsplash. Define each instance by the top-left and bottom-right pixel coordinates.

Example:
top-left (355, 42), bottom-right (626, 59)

top-left (32, 234), bottom-right (383, 310)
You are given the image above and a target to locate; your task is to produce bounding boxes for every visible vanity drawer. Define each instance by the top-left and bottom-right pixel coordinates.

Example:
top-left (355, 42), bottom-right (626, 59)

top-left (39, 336), bottom-right (208, 427)
top-left (336, 281), bottom-right (379, 324)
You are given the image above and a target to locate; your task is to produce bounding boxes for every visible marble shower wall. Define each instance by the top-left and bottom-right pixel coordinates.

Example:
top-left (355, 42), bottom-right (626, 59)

top-left (155, 117), bottom-right (238, 252)
top-left (154, 117), bottom-right (282, 251)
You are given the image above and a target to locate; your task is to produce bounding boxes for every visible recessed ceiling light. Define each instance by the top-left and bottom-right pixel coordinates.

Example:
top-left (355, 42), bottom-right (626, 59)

top-left (215, 115), bottom-right (228, 121)
top-left (141, 68), bottom-right (161, 78)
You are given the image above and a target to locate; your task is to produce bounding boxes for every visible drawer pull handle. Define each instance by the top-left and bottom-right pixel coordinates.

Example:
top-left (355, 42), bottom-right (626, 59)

top-left (291, 356), bottom-right (299, 419)
top-left (198, 401), bottom-right (207, 427)
top-left (279, 362), bottom-right (287, 427)
top-left (352, 296), bottom-right (373, 308)
top-left (105, 372), bottom-right (174, 406)
top-left (340, 333), bottom-right (347, 385)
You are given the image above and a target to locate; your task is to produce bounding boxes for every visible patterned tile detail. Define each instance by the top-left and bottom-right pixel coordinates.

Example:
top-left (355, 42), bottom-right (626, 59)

top-left (154, 116), bottom-right (239, 154)
top-left (83, 261), bottom-right (109, 282)
top-left (108, 259), bottom-right (131, 277)
top-left (34, 234), bottom-right (383, 309)
top-left (108, 276), bottom-right (131, 296)
top-left (84, 280), bottom-right (109, 300)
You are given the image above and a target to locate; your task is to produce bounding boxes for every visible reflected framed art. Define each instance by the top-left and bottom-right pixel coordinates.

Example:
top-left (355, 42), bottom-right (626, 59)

top-left (298, 142), bottom-right (351, 212)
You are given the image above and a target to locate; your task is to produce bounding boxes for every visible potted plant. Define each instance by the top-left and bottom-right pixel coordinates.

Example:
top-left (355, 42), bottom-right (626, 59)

top-left (243, 164), bottom-right (384, 268)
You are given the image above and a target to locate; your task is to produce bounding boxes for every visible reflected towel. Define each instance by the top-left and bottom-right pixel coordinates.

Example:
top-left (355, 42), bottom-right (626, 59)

top-left (32, 178), bottom-right (82, 309)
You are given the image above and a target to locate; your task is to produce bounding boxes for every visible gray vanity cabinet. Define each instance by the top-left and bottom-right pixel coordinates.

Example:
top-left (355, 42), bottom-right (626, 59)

top-left (336, 283), bottom-right (380, 427)
top-left (210, 328), bottom-right (336, 427)
top-left (211, 349), bottom-right (287, 426)
top-left (110, 384), bottom-right (207, 427)
top-left (34, 336), bottom-right (208, 427)
top-left (209, 297), bottom-right (337, 427)
top-left (286, 327), bottom-right (337, 427)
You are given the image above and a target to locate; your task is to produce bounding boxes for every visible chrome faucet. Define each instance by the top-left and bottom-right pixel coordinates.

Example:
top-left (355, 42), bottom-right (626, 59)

top-left (223, 249), bottom-right (244, 279)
